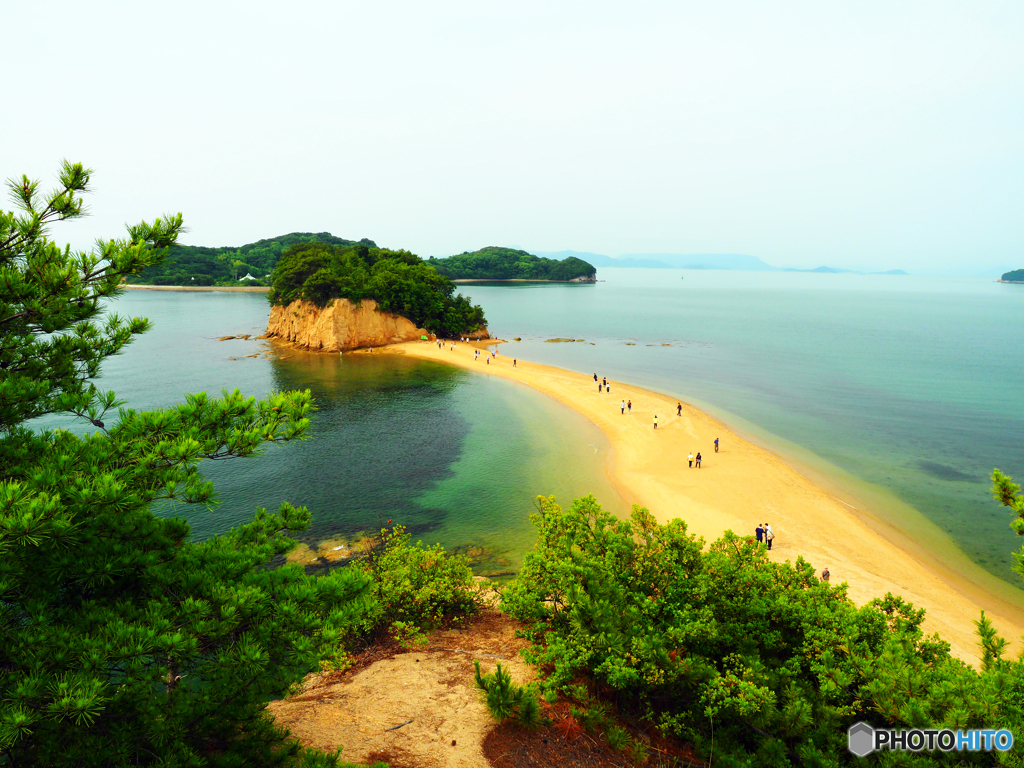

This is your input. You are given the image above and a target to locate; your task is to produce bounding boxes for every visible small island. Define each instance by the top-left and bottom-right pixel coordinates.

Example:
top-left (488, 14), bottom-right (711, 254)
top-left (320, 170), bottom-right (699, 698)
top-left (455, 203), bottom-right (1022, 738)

top-left (427, 247), bottom-right (597, 282)
top-left (265, 241), bottom-right (487, 351)
top-left (1000, 269), bottom-right (1024, 283)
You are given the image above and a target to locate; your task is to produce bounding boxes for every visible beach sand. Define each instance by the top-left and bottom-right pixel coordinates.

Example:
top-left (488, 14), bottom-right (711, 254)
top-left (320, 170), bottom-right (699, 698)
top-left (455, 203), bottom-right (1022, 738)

top-left (390, 339), bottom-right (1024, 663)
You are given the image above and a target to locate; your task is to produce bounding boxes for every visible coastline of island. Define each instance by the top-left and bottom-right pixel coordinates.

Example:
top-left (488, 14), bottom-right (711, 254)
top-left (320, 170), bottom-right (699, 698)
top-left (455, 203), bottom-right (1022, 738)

top-left (384, 338), bottom-right (1024, 663)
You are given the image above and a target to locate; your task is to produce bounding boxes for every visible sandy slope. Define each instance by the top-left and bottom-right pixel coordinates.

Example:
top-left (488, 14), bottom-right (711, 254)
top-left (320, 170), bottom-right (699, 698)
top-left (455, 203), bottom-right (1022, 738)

top-left (388, 339), bottom-right (1024, 662)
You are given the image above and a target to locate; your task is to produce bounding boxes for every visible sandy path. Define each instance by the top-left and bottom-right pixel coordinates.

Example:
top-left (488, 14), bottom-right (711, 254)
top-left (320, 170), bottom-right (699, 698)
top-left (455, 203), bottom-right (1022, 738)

top-left (390, 340), bottom-right (1024, 662)
top-left (269, 611), bottom-right (533, 768)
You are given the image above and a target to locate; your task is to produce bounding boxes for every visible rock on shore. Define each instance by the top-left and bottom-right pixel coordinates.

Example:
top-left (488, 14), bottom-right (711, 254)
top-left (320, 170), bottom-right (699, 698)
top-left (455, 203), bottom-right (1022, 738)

top-left (266, 298), bottom-right (489, 351)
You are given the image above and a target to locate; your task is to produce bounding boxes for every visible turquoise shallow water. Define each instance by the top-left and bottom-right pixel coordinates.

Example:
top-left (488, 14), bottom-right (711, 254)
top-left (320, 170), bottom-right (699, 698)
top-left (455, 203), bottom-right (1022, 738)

top-left (460, 269), bottom-right (1024, 592)
top-left (37, 272), bottom-right (1024, 595)
top-left (38, 290), bottom-right (623, 574)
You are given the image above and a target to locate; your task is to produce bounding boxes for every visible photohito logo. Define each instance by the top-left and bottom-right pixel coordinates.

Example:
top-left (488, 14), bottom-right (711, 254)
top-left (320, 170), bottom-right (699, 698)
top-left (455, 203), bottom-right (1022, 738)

top-left (848, 722), bottom-right (1014, 756)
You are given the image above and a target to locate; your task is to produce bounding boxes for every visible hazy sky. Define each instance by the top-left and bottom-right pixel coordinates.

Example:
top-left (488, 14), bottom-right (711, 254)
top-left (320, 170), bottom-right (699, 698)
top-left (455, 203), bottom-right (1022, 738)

top-left (4, 1), bottom-right (1022, 272)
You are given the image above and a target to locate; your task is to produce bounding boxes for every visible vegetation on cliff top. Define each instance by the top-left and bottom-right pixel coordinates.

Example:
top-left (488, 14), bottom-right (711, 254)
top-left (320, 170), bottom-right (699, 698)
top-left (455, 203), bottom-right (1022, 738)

top-left (427, 247), bottom-right (597, 281)
top-left (126, 232), bottom-right (376, 286)
top-left (1002, 268), bottom-right (1024, 282)
top-left (268, 242), bottom-right (486, 336)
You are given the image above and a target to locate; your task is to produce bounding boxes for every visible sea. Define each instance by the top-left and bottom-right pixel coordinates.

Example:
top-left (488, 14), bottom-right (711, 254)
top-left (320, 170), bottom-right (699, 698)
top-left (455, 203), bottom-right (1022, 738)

top-left (39, 270), bottom-right (1024, 597)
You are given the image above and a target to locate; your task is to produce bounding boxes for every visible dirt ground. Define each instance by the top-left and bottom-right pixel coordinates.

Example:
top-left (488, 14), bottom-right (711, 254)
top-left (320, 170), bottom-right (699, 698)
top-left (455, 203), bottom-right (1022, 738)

top-left (268, 610), bottom-right (535, 768)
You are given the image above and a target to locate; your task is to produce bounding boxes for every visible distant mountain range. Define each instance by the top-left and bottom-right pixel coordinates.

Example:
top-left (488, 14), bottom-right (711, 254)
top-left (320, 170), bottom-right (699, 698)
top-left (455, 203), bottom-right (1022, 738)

top-left (533, 251), bottom-right (907, 275)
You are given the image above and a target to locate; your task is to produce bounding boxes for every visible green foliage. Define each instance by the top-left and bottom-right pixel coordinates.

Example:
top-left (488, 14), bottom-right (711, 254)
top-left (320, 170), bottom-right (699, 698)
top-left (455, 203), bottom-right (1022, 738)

top-left (127, 232), bottom-right (376, 286)
top-left (427, 246), bottom-right (596, 281)
top-left (363, 525), bottom-right (479, 633)
top-left (473, 661), bottom-right (541, 728)
top-left (268, 243), bottom-right (486, 336)
top-left (502, 494), bottom-right (1024, 766)
top-left (0, 164), bottom-right (381, 767)
top-left (604, 724), bottom-right (629, 751)
top-left (1001, 268), bottom-right (1024, 282)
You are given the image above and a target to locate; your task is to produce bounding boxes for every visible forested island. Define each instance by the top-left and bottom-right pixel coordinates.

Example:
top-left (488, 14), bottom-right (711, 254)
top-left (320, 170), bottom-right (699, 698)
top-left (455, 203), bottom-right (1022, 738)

top-left (426, 247), bottom-right (597, 281)
top-left (1001, 268), bottom-right (1024, 282)
top-left (268, 241), bottom-right (486, 336)
top-left (126, 232), bottom-right (376, 286)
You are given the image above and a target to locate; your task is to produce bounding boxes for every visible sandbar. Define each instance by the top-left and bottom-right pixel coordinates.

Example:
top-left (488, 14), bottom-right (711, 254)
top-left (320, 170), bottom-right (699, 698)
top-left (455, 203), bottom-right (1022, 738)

top-left (390, 339), bottom-right (1024, 663)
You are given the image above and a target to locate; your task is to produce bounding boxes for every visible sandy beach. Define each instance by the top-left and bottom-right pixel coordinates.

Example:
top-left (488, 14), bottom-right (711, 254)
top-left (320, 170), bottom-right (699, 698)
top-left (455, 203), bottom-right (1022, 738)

top-left (389, 339), bottom-right (1024, 663)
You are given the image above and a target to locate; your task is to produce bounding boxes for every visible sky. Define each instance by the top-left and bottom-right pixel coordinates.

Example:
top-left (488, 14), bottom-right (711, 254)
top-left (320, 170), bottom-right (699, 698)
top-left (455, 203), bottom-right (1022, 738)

top-left (3, 1), bottom-right (1022, 274)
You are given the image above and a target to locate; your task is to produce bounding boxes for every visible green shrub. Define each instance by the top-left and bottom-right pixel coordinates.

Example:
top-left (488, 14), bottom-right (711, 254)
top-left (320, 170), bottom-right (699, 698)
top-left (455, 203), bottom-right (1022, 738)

top-left (473, 661), bottom-right (542, 728)
top-left (363, 525), bottom-right (479, 633)
top-left (502, 495), bottom-right (1024, 766)
top-left (604, 724), bottom-right (629, 751)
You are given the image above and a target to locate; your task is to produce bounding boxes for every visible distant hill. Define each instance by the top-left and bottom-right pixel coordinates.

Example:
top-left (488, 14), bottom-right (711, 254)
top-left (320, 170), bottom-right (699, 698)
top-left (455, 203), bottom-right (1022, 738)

top-left (621, 253), bottom-right (778, 271)
top-left (427, 247), bottom-right (596, 281)
top-left (128, 232), bottom-right (377, 286)
top-left (1001, 269), bottom-right (1024, 282)
top-left (533, 251), bottom-right (673, 269)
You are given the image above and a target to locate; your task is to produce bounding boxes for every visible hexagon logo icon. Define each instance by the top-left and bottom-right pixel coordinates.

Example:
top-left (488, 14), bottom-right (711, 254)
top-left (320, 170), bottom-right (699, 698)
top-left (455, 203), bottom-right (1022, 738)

top-left (848, 722), bottom-right (875, 757)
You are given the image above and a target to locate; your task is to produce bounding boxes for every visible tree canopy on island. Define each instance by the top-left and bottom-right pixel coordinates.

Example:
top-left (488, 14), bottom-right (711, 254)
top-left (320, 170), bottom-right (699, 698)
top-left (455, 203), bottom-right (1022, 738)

top-left (126, 232), bottom-right (377, 286)
top-left (1002, 268), bottom-right (1024, 282)
top-left (268, 242), bottom-right (486, 336)
top-left (426, 247), bottom-right (597, 281)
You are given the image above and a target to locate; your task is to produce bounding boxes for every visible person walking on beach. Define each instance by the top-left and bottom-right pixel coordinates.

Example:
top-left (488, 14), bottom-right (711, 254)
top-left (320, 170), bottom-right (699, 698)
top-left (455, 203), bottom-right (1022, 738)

top-left (695, 452), bottom-right (702, 468)
top-left (764, 523), bottom-right (774, 550)
top-left (606, 383), bottom-right (611, 394)
top-left (688, 452), bottom-right (693, 468)
top-left (594, 373), bottom-right (598, 382)
top-left (598, 383), bottom-right (603, 392)
top-left (486, 356), bottom-right (489, 364)
top-left (821, 567), bottom-right (830, 582)
top-left (603, 377), bottom-right (607, 387)
top-left (677, 402), bottom-right (682, 416)
top-left (714, 437), bottom-right (719, 453)
top-left (627, 400), bottom-right (632, 414)
top-left (513, 359), bottom-right (517, 367)
top-left (620, 400), bottom-right (626, 414)
top-left (755, 524), bottom-right (764, 545)
top-left (653, 414), bottom-right (659, 429)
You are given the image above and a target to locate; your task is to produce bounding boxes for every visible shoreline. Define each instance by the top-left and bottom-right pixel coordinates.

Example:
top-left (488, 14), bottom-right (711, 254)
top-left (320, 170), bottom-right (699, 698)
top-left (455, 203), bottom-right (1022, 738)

top-left (389, 339), bottom-right (1024, 663)
top-left (123, 284), bottom-right (270, 292)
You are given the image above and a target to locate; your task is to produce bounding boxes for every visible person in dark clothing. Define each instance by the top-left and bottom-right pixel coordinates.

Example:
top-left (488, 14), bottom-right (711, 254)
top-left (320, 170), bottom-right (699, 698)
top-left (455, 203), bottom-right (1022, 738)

top-left (513, 359), bottom-right (517, 367)
top-left (695, 452), bottom-right (702, 468)
top-left (714, 437), bottom-right (719, 452)
top-left (598, 383), bottom-right (602, 392)
top-left (627, 400), bottom-right (632, 413)
top-left (677, 402), bottom-right (682, 416)
top-left (821, 567), bottom-right (830, 582)
top-left (602, 377), bottom-right (607, 387)
top-left (755, 524), bottom-right (764, 544)
top-left (594, 373), bottom-right (598, 382)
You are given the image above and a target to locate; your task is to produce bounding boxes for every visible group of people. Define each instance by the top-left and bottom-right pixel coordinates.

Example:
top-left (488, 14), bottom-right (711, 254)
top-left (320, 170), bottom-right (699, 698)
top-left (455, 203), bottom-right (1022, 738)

top-left (755, 522), bottom-right (776, 550)
top-left (593, 373), bottom-right (612, 394)
top-left (468, 347), bottom-right (498, 364)
top-left (687, 451), bottom-right (703, 468)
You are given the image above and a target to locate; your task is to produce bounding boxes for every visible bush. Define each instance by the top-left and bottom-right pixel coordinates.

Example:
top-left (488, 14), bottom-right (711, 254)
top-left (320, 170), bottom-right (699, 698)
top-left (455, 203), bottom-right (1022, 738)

top-left (361, 525), bottom-right (479, 634)
top-left (502, 495), bottom-right (1024, 766)
top-left (473, 661), bottom-right (541, 729)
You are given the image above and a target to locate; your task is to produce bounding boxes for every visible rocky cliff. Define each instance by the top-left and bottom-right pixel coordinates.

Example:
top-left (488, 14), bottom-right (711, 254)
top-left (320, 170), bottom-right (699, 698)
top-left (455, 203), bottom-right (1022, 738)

top-left (266, 298), bottom-right (431, 352)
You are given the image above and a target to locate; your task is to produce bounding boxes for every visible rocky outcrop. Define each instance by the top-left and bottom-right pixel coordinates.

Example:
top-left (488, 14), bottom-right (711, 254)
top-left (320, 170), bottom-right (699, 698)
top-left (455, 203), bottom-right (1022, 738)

top-left (570, 274), bottom-right (597, 283)
top-left (266, 298), bottom-right (430, 352)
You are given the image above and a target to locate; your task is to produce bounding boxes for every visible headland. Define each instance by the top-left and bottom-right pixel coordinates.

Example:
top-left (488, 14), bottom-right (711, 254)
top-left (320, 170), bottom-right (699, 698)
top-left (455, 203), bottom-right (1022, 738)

top-left (386, 338), bottom-right (1024, 662)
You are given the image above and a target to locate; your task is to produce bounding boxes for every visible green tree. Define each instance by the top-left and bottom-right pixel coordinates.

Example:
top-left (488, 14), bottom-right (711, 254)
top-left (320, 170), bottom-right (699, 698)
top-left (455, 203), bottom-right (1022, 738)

top-left (502, 495), bottom-right (1024, 766)
top-left (0, 163), bottom-right (376, 767)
